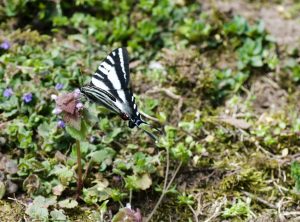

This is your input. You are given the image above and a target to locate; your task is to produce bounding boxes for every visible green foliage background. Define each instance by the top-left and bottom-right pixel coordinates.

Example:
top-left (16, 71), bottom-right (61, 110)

top-left (1, 0), bottom-right (300, 221)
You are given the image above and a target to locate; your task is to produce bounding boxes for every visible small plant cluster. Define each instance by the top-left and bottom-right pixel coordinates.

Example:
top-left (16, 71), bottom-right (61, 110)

top-left (291, 161), bottom-right (300, 192)
top-left (212, 16), bottom-right (278, 101)
top-left (0, 153), bottom-right (18, 199)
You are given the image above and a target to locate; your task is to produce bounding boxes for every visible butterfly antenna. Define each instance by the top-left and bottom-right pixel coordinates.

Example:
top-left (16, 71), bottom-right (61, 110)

top-left (133, 121), bottom-right (158, 141)
top-left (142, 119), bottom-right (164, 135)
top-left (142, 127), bottom-right (158, 141)
top-left (137, 119), bottom-right (165, 141)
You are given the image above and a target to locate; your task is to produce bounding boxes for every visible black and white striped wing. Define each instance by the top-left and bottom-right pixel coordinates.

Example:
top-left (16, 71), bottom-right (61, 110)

top-left (80, 84), bottom-right (121, 114)
top-left (92, 47), bottom-right (130, 91)
top-left (82, 48), bottom-right (145, 127)
top-left (81, 47), bottom-right (160, 140)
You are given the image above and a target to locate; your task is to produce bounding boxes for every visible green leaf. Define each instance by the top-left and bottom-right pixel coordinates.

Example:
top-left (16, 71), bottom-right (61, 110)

top-left (65, 119), bottom-right (88, 141)
top-left (83, 185), bottom-right (111, 205)
top-left (26, 204), bottom-right (49, 221)
top-left (251, 56), bottom-right (263, 67)
top-left (223, 16), bottom-right (248, 35)
top-left (87, 147), bottom-right (116, 171)
top-left (53, 16), bottom-right (70, 26)
top-left (291, 161), bottom-right (300, 192)
top-left (0, 181), bottom-right (5, 199)
top-left (177, 193), bottom-right (195, 205)
top-left (102, 128), bottom-right (122, 143)
top-left (88, 148), bottom-right (116, 164)
top-left (50, 165), bottom-right (75, 186)
top-left (17, 126), bottom-right (32, 149)
top-left (171, 142), bottom-right (192, 163)
top-left (33, 195), bottom-right (57, 207)
top-left (125, 174), bottom-right (152, 190)
top-left (222, 200), bottom-right (250, 218)
top-left (50, 209), bottom-right (67, 221)
top-left (25, 195), bottom-right (56, 221)
top-left (58, 198), bottom-right (78, 209)
top-left (70, 141), bottom-right (96, 158)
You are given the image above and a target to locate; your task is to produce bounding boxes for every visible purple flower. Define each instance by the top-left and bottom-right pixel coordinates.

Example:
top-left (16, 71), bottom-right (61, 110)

top-left (3, 88), bottom-right (13, 98)
top-left (57, 120), bottom-right (65, 128)
top-left (22, 93), bottom-right (33, 103)
top-left (76, 102), bottom-right (83, 110)
top-left (51, 94), bottom-right (57, 101)
top-left (112, 175), bottom-right (121, 182)
top-left (53, 91), bottom-right (85, 130)
top-left (55, 83), bottom-right (64, 90)
top-left (74, 88), bottom-right (81, 98)
top-left (0, 40), bottom-right (11, 50)
top-left (52, 107), bottom-right (62, 115)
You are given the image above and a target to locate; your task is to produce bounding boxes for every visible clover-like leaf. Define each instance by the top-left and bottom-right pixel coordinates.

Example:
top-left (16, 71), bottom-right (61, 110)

top-left (125, 174), bottom-right (152, 190)
top-left (50, 209), bottom-right (68, 221)
top-left (58, 198), bottom-right (78, 209)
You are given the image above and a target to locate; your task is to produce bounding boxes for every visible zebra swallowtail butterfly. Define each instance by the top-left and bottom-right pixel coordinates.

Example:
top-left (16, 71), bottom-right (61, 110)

top-left (81, 47), bottom-right (158, 140)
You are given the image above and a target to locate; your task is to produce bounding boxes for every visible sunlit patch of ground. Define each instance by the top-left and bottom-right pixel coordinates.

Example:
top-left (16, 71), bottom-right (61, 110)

top-left (0, 200), bottom-right (24, 221)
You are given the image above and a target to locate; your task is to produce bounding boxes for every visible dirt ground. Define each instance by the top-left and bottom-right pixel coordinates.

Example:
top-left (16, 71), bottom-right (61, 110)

top-left (203, 0), bottom-right (300, 48)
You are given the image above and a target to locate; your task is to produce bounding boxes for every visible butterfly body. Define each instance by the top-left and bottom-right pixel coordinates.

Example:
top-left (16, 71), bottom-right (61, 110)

top-left (80, 47), bottom-right (150, 133)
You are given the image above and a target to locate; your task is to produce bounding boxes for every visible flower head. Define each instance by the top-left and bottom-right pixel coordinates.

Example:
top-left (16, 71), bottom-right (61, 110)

top-left (74, 88), bottom-right (81, 98)
top-left (0, 40), bottom-right (10, 50)
top-left (3, 88), bottom-right (13, 98)
top-left (113, 203), bottom-right (142, 222)
top-left (57, 120), bottom-right (65, 128)
top-left (53, 89), bottom-right (84, 130)
top-left (51, 94), bottom-right (57, 101)
top-left (76, 102), bottom-right (84, 110)
top-left (52, 107), bottom-right (62, 115)
top-left (22, 93), bottom-right (33, 103)
top-left (55, 83), bottom-right (64, 90)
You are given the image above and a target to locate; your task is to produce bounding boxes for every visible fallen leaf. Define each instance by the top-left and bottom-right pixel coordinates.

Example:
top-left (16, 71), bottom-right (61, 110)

top-left (135, 174), bottom-right (152, 190)
top-left (5, 159), bottom-right (18, 174)
top-left (52, 184), bottom-right (65, 196)
top-left (219, 116), bottom-right (251, 129)
top-left (23, 174), bottom-right (40, 194)
top-left (58, 198), bottom-right (78, 209)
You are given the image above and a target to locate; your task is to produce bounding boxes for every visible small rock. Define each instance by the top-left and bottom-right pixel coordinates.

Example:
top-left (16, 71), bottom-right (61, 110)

top-left (5, 180), bottom-right (18, 194)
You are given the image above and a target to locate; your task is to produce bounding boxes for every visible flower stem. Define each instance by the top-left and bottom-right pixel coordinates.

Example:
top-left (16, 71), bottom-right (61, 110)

top-left (146, 161), bottom-right (182, 222)
top-left (76, 140), bottom-right (83, 199)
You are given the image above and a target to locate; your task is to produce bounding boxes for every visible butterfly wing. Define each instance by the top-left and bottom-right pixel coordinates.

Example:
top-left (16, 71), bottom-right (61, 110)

top-left (80, 84), bottom-right (122, 114)
top-left (81, 48), bottom-right (161, 141)
top-left (92, 47), bottom-right (130, 92)
top-left (82, 48), bottom-right (146, 126)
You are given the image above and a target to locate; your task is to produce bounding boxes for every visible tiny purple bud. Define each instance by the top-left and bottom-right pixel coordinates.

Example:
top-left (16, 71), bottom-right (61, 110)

top-left (76, 102), bottom-right (83, 110)
top-left (55, 83), bottom-right (64, 90)
top-left (0, 40), bottom-right (10, 50)
top-left (112, 175), bottom-right (121, 182)
top-left (51, 94), bottom-right (57, 101)
top-left (3, 88), bottom-right (13, 98)
top-left (52, 107), bottom-right (62, 115)
top-left (74, 89), bottom-right (81, 98)
top-left (22, 93), bottom-right (33, 103)
top-left (126, 203), bottom-right (132, 209)
top-left (134, 209), bottom-right (142, 222)
top-left (57, 120), bottom-right (65, 128)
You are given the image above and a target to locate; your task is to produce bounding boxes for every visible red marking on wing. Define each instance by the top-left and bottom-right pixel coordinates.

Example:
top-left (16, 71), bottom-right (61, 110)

top-left (120, 113), bottom-right (129, 120)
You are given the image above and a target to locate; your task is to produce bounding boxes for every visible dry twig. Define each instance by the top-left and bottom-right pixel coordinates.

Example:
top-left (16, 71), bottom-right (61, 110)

top-left (242, 191), bottom-right (277, 209)
top-left (146, 87), bottom-right (184, 120)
